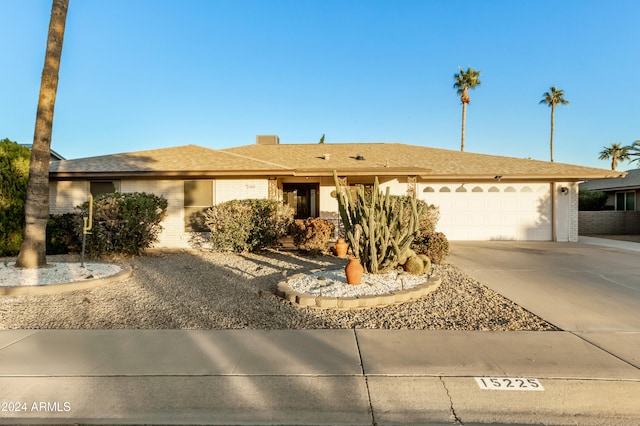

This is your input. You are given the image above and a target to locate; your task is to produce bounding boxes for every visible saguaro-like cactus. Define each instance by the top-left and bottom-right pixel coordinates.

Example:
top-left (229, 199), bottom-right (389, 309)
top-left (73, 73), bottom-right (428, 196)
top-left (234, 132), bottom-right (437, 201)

top-left (333, 171), bottom-right (423, 274)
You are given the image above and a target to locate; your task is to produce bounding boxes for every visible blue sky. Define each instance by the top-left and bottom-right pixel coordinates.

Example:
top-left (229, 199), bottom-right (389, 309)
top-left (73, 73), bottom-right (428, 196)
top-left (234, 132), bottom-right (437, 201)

top-left (1, 0), bottom-right (638, 169)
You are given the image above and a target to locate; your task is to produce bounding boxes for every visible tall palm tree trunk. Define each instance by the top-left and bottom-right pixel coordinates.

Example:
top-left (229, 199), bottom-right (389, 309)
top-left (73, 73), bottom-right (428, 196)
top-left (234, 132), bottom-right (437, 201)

top-left (461, 102), bottom-right (467, 152)
top-left (16, 0), bottom-right (69, 268)
top-left (549, 104), bottom-right (555, 162)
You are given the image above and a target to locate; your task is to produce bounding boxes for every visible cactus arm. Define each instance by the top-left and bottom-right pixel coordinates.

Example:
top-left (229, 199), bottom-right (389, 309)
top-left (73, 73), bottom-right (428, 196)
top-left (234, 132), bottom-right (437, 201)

top-left (368, 201), bottom-right (378, 273)
top-left (333, 170), bottom-right (422, 275)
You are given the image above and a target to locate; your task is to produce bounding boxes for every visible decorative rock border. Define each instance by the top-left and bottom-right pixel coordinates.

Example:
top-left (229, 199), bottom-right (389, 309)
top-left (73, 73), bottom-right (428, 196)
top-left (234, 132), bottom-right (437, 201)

top-left (0, 263), bottom-right (133, 296)
top-left (276, 274), bottom-right (442, 310)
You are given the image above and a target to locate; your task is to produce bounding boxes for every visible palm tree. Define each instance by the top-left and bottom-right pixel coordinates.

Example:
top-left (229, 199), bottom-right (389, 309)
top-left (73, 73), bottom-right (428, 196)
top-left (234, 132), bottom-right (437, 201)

top-left (16, 0), bottom-right (69, 269)
top-left (599, 143), bottom-right (632, 171)
top-left (539, 86), bottom-right (569, 162)
top-left (628, 140), bottom-right (640, 166)
top-left (453, 67), bottom-right (481, 152)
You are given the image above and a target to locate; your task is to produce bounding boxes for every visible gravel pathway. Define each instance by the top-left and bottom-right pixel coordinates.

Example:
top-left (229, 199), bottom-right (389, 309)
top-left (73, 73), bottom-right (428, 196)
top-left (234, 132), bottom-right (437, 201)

top-left (0, 250), bottom-right (557, 331)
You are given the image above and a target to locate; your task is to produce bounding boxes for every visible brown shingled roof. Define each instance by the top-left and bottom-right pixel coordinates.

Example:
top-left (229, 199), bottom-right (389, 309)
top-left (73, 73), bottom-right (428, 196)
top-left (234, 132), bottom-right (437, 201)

top-left (49, 144), bottom-right (293, 178)
top-left (223, 143), bottom-right (622, 181)
top-left (49, 142), bottom-right (621, 181)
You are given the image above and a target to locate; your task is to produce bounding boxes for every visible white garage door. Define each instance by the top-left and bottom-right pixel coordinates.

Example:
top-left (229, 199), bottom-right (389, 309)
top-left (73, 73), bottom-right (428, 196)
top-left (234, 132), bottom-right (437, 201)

top-left (420, 183), bottom-right (552, 241)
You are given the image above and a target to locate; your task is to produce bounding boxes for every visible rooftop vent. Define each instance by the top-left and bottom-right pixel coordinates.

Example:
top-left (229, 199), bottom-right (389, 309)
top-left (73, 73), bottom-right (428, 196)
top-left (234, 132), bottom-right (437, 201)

top-left (256, 135), bottom-right (280, 145)
top-left (355, 153), bottom-right (365, 161)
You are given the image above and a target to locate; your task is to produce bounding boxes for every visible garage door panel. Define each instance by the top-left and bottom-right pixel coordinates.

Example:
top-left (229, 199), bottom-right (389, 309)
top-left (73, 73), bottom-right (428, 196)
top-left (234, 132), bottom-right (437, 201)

top-left (421, 184), bottom-right (551, 241)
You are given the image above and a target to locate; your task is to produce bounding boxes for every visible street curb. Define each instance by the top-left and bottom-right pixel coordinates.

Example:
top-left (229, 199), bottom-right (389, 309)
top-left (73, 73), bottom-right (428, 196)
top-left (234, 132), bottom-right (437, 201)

top-left (0, 263), bottom-right (133, 296)
top-left (277, 275), bottom-right (442, 310)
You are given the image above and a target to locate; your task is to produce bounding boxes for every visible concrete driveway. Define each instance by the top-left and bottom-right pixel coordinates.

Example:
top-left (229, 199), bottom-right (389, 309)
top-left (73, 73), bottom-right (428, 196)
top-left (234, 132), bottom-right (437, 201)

top-left (449, 239), bottom-right (640, 333)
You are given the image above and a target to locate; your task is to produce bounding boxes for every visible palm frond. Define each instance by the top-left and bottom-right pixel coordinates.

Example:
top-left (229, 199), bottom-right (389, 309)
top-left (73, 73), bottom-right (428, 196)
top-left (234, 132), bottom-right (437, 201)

top-left (453, 67), bottom-right (481, 96)
top-left (540, 86), bottom-right (569, 107)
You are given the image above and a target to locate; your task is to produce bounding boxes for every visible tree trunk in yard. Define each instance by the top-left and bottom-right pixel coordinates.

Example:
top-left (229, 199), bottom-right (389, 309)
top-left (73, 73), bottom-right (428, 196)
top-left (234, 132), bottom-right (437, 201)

top-left (15, 0), bottom-right (69, 268)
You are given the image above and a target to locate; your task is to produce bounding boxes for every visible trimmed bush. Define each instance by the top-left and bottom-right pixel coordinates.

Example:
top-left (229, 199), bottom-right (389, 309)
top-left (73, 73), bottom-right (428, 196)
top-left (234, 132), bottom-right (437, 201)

top-left (244, 199), bottom-right (294, 250)
top-left (204, 199), bottom-right (294, 252)
top-left (77, 192), bottom-right (168, 256)
top-left (205, 200), bottom-right (253, 252)
top-left (290, 217), bottom-right (335, 253)
top-left (579, 190), bottom-right (608, 211)
top-left (413, 231), bottom-right (450, 264)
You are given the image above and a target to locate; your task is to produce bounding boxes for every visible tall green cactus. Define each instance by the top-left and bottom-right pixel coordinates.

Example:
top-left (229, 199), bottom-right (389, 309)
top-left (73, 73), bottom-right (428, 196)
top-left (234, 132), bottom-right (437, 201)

top-left (333, 171), bottom-right (423, 274)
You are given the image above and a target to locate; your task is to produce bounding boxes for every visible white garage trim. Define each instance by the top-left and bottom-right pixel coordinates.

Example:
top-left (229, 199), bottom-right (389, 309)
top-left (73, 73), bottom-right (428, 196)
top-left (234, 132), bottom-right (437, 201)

top-left (419, 183), bottom-right (552, 241)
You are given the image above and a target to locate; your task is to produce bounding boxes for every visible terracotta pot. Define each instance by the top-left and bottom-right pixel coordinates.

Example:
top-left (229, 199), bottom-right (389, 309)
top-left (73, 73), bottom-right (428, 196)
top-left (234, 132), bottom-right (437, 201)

top-left (345, 257), bottom-right (364, 285)
top-left (334, 238), bottom-right (348, 258)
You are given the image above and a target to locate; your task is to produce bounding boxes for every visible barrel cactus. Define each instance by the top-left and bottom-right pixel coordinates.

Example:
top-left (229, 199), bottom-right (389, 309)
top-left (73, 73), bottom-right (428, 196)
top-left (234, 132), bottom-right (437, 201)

top-left (398, 249), bottom-right (416, 266)
top-left (418, 254), bottom-right (431, 272)
top-left (403, 255), bottom-right (424, 275)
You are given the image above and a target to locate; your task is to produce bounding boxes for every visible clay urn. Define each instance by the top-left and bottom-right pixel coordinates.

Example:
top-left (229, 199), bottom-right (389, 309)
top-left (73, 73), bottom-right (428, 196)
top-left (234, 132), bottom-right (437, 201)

top-left (345, 257), bottom-right (364, 285)
top-left (334, 238), bottom-right (349, 258)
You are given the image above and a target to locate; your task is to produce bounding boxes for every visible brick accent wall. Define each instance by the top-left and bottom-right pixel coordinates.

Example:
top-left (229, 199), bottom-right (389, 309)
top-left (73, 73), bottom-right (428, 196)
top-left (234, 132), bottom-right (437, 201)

top-left (579, 211), bottom-right (640, 234)
top-left (569, 183), bottom-right (579, 242)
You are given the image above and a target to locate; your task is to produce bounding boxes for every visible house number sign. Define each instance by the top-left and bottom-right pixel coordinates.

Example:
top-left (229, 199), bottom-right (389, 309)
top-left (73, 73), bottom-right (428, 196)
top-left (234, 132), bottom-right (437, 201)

top-left (475, 377), bottom-right (544, 391)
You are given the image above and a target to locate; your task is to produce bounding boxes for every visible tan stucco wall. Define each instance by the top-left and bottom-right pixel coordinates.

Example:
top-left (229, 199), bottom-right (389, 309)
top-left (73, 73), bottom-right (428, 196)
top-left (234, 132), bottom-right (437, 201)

top-left (49, 181), bottom-right (88, 214)
top-left (49, 176), bottom-right (578, 247)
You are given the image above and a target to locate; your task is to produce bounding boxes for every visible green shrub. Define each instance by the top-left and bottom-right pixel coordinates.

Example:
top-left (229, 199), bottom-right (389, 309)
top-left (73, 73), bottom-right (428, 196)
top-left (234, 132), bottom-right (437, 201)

top-left (244, 199), bottom-right (294, 250)
top-left (579, 190), bottom-right (608, 211)
top-left (0, 230), bottom-right (22, 257)
top-left (46, 213), bottom-right (81, 254)
top-left (205, 200), bottom-right (253, 252)
top-left (204, 199), bottom-right (294, 252)
top-left (0, 139), bottom-right (29, 256)
top-left (77, 192), bottom-right (168, 256)
top-left (413, 231), bottom-right (450, 264)
top-left (290, 217), bottom-right (335, 253)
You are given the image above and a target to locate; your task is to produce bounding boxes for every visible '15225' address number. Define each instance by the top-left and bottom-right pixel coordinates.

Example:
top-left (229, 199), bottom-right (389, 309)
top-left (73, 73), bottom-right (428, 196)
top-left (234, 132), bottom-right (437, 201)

top-left (475, 377), bottom-right (544, 391)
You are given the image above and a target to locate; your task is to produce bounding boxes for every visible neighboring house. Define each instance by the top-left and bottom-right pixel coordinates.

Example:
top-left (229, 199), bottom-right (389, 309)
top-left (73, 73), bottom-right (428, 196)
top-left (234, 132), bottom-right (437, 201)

top-left (578, 169), bottom-right (640, 235)
top-left (579, 169), bottom-right (640, 211)
top-left (49, 136), bottom-right (620, 248)
top-left (21, 144), bottom-right (66, 161)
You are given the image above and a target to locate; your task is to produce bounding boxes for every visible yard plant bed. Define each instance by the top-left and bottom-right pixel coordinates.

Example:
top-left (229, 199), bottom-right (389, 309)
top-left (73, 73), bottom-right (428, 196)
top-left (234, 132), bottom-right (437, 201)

top-left (0, 250), bottom-right (557, 331)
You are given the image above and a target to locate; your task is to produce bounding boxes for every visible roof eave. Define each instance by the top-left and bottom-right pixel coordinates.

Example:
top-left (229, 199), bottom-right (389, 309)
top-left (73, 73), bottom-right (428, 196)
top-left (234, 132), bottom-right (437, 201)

top-left (296, 168), bottom-right (433, 177)
top-left (49, 170), bottom-right (297, 179)
top-left (581, 185), bottom-right (640, 192)
top-left (419, 174), bottom-right (621, 182)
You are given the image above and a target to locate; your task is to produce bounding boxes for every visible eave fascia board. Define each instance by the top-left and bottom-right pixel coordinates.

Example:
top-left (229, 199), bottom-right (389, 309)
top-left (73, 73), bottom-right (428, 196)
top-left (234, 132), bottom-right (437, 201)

top-left (422, 174), bottom-right (625, 182)
top-left (49, 170), bottom-right (297, 180)
top-left (295, 168), bottom-right (433, 177)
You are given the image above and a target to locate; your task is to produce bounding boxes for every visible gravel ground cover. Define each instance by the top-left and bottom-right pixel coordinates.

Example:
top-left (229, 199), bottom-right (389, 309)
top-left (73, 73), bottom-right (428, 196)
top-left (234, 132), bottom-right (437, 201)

top-left (0, 261), bottom-right (122, 287)
top-left (0, 250), bottom-right (558, 331)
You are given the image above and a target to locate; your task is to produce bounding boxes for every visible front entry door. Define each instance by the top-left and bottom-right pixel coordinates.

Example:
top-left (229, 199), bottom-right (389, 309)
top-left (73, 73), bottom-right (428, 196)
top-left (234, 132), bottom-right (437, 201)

top-left (283, 183), bottom-right (319, 219)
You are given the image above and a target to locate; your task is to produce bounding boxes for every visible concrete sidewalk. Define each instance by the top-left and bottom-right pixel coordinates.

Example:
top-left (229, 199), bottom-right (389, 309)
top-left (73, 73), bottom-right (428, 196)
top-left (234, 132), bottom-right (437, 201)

top-left (1, 329), bottom-right (639, 425)
top-left (578, 236), bottom-right (640, 252)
